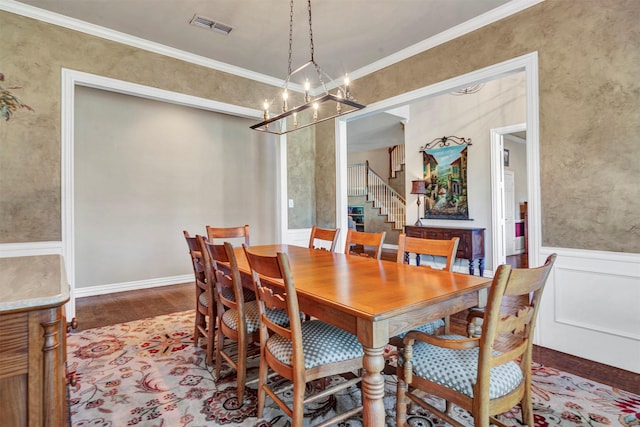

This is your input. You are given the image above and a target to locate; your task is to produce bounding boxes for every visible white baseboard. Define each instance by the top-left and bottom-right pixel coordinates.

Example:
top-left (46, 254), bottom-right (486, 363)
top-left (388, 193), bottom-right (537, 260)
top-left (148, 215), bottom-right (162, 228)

top-left (0, 241), bottom-right (63, 258)
top-left (74, 274), bottom-right (193, 298)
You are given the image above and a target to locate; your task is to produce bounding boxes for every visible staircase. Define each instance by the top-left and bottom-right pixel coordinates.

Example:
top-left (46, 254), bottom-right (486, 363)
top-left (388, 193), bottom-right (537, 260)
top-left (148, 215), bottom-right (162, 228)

top-left (348, 160), bottom-right (406, 230)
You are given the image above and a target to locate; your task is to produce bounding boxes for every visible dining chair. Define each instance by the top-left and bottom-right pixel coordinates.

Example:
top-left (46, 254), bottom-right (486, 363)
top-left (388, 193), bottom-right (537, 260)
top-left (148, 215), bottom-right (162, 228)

top-left (308, 226), bottom-right (340, 252)
top-left (396, 254), bottom-right (556, 427)
top-left (206, 224), bottom-right (250, 246)
top-left (344, 229), bottom-right (386, 259)
top-left (198, 238), bottom-right (288, 401)
top-left (390, 234), bottom-right (460, 343)
top-left (243, 245), bottom-right (364, 427)
top-left (183, 231), bottom-right (215, 361)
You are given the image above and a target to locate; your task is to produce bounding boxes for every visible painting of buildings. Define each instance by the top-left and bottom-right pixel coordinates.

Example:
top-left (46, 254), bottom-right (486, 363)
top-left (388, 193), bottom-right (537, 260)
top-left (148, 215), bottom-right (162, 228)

top-left (422, 144), bottom-right (469, 219)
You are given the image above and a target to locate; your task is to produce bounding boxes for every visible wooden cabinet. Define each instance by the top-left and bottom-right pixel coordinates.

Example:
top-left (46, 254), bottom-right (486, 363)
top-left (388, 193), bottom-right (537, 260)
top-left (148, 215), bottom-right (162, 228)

top-left (0, 256), bottom-right (70, 427)
top-left (405, 225), bottom-right (486, 276)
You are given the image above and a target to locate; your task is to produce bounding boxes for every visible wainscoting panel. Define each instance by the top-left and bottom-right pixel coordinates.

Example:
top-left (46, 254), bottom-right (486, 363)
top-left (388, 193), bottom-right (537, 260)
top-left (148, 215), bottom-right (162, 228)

top-left (538, 247), bottom-right (640, 373)
top-left (285, 228), bottom-right (313, 248)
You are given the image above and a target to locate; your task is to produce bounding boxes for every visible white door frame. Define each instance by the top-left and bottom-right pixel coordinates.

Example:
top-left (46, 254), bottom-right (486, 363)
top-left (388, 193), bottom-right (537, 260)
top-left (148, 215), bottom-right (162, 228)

top-left (336, 52), bottom-right (541, 271)
top-left (60, 68), bottom-right (272, 319)
top-left (490, 123), bottom-right (527, 270)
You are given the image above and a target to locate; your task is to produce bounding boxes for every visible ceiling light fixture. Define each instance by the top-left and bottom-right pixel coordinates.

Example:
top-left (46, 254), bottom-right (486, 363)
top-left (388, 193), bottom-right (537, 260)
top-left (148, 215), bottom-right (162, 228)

top-left (250, 0), bottom-right (365, 135)
top-left (450, 83), bottom-right (485, 96)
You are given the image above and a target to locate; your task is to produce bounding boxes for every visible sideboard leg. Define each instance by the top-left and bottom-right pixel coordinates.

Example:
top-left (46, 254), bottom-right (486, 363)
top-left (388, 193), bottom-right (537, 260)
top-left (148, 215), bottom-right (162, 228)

top-left (479, 258), bottom-right (485, 277)
top-left (468, 259), bottom-right (475, 276)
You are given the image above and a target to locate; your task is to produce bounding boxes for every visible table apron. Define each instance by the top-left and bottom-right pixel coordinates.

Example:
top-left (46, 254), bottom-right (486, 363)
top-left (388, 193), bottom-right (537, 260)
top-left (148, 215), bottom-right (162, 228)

top-left (297, 291), bottom-right (481, 348)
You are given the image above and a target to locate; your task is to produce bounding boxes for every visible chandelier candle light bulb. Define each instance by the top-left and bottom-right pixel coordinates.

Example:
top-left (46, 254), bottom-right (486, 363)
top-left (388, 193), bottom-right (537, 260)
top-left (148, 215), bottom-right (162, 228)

top-left (313, 102), bottom-right (319, 121)
top-left (344, 75), bottom-right (350, 99)
top-left (304, 79), bottom-right (311, 103)
top-left (282, 90), bottom-right (289, 112)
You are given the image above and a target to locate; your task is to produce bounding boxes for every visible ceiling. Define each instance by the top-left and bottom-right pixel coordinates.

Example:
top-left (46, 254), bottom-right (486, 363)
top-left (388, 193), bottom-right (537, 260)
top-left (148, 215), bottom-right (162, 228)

top-left (13, 0), bottom-right (514, 84)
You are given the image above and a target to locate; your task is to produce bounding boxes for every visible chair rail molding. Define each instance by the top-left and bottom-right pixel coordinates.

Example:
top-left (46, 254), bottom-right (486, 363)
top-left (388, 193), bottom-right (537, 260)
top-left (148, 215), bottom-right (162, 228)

top-left (0, 241), bottom-right (63, 258)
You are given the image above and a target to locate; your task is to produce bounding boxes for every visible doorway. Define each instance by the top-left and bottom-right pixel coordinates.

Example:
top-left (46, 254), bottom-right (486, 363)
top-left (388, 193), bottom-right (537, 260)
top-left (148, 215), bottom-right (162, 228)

top-left (490, 123), bottom-right (528, 270)
top-left (336, 52), bottom-right (542, 272)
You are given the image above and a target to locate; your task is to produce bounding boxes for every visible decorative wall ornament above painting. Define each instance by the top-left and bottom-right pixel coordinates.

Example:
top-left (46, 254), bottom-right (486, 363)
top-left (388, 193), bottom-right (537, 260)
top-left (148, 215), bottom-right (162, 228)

top-left (419, 136), bottom-right (472, 220)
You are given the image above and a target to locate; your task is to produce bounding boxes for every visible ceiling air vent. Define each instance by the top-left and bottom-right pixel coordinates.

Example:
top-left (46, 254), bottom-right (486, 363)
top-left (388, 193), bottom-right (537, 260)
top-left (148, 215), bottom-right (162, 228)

top-left (189, 14), bottom-right (232, 35)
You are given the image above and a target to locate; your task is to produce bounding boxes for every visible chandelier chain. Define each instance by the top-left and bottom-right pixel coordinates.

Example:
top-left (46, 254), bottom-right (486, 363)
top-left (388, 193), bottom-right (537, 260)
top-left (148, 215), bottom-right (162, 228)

top-left (307, 0), bottom-right (314, 62)
top-left (288, 0), bottom-right (294, 76)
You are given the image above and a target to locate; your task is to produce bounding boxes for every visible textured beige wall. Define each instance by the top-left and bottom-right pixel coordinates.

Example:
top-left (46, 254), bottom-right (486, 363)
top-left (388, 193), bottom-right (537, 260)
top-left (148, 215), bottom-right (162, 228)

top-left (0, 11), bottom-right (280, 242)
top-left (287, 126), bottom-right (316, 229)
top-left (315, 0), bottom-right (640, 253)
top-left (3, 0), bottom-right (640, 252)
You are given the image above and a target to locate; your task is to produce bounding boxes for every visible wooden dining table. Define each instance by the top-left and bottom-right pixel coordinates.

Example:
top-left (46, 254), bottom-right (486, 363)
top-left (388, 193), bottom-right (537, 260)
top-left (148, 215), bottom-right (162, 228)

top-left (233, 244), bottom-right (492, 427)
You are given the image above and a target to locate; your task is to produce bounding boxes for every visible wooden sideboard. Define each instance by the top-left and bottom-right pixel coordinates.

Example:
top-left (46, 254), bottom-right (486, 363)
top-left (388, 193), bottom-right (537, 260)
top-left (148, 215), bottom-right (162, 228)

top-left (404, 225), bottom-right (486, 276)
top-left (0, 255), bottom-right (70, 427)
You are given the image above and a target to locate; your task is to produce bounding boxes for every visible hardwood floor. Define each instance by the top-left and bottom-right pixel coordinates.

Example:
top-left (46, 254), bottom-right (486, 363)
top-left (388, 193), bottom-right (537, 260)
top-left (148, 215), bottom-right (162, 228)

top-left (75, 283), bottom-right (193, 331)
top-left (75, 260), bottom-right (640, 395)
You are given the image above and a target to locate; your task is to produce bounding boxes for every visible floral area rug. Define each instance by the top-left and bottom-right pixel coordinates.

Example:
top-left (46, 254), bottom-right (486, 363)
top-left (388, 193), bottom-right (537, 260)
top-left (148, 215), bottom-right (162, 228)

top-left (67, 310), bottom-right (640, 426)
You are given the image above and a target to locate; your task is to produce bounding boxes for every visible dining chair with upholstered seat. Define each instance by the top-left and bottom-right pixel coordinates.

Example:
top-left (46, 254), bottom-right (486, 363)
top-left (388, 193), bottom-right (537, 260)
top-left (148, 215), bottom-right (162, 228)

top-left (308, 226), bottom-right (340, 252)
top-left (344, 229), bottom-right (386, 259)
top-left (183, 231), bottom-right (215, 363)
top-left (396, 254), bottom-right (556, 427)
top-left (206, 224), bottom-right (250, 246)
top-left (198, 237), bottom-right (288, 402)
top-left (243, 245), bottom-right (364, 427)
top-left (390, 234), bottom-right (460, 342)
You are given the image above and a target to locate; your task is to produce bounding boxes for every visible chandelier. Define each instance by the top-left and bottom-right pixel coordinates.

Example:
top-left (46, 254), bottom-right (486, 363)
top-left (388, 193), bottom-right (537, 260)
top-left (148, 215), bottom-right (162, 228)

top-left (250, 0), bottom-right (365, 135)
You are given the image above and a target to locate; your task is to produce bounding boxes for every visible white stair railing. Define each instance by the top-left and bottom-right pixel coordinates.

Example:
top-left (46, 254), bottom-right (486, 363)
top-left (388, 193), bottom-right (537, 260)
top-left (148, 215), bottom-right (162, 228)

top-left (348, 162), bottom-right (406, 230)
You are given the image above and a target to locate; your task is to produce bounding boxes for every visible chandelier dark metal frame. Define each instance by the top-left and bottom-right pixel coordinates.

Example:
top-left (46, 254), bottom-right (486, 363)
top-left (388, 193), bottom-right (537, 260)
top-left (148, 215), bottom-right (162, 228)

top-left (250, 0), bottom-right (365, 135)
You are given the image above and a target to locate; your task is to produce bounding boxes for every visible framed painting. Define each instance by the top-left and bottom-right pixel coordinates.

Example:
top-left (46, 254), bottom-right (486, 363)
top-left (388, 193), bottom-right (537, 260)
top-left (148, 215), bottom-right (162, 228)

top-left (420, 136), bottom-right (471, 220)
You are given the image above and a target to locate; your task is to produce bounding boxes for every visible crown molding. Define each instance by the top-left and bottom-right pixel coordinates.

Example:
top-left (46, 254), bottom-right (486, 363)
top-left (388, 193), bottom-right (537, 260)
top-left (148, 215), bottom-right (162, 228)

top-left (2, 0), bottom-right (543, 93)
top-left (347, 0), bottom-right (544, 82)
top-left (0, 0), bottom-right (286, 88)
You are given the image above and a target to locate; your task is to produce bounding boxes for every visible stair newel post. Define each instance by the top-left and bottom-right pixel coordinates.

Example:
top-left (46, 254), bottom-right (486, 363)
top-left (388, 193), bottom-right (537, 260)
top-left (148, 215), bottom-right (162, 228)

top-left (388, 146), bottom-right (395, 179)
top-left (365, 160), bottom-right (370, 196)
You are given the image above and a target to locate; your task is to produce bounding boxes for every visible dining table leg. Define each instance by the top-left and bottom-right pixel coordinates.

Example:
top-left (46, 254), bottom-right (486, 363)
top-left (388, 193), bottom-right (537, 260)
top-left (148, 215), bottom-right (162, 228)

top-left (361, 345), bottom-right (386, 426)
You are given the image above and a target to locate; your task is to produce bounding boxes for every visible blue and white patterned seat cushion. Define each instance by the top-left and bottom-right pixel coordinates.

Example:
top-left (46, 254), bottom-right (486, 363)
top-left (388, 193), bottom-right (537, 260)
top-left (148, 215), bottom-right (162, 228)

top-left (395, 318), bottom-right (445, 338)
top-left (219, 286), bottom-right (256, 302)
top-left (221, 300), bottom-right (289, 334)
top-left (198, 291), bottom-right (211, 308)
top-left (400, 334), bottom-right (523, 399)
top-left (266, 320), bottom-right (364, 370)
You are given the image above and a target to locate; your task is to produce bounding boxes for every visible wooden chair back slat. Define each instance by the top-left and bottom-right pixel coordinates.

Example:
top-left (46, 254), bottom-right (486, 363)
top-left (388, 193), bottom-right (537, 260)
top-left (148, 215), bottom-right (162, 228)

top-left (308, 226), bottom-right (340, 252)
top-left (344, 229), bottom-right (386, 259)
top-left (206, 224), bottom-right (250, 246)
top-left (397, 234), bottom-right (459, 271)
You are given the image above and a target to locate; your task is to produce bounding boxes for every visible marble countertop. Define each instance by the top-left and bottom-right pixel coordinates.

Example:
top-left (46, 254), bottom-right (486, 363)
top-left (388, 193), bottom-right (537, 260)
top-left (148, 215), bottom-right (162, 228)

top-left (0, 255), bottom-right (70, 313)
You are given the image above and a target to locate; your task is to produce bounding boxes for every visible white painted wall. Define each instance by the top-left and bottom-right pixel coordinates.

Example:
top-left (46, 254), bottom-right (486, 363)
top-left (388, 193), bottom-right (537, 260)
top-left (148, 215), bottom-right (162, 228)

top-left (404, 73), bottom-right (526, 270)
top-left (348, 146), bottom-right (392, 181)
top-left (505, 138), bottom-right (528, 206)
top-left (74, 86), bottom-right (278, 289)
